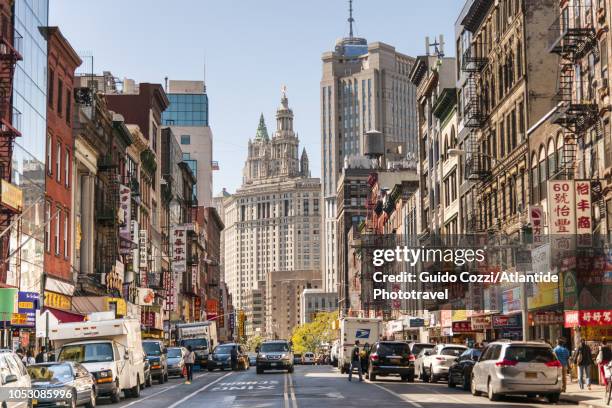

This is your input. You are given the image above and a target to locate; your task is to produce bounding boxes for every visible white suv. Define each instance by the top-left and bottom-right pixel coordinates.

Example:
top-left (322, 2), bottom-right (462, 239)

top-left (471, 341), bottom-right (562, 403)
top-left (420, 344), bottom-right (467, 382)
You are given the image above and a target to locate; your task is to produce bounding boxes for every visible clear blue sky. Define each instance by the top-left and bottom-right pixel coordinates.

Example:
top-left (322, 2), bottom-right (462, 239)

top-left (50, 0), bottom-right (462, 194)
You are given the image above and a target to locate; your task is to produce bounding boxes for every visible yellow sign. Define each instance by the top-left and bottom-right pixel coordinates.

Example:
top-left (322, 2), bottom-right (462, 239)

top-left (44, 292), bottom-right (72, 310)
top-left (18, 301), bottom-right (34, 309)
top-left (0, 180), bottom-right (22, 212)
top-left (105, 297), bottom-right (127, 316)
top-left (452, 309), bottom-right (467, 322)
top-left (10, 313), bottom-right (27, 325)
top-left (528, 281), bottom-right (560, 310)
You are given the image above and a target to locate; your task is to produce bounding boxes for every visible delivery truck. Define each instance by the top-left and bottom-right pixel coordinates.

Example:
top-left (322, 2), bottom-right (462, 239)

top-left (50, 312), bottom-right (146, 403)
top-left (338, 317), bottom-right (382, 374)
top-left (176, 321), bottom-right (217, 366)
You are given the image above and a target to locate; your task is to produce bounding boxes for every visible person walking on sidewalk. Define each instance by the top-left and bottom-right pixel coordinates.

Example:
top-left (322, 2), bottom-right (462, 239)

top-left (348, 340), bottom-right (363, 382)
top-left (184, 345), bottom-right (195, 384)
top-left (554, 338), bottom-right (570, 392)
top-left (574, 339), bottom-right (594, 390)
top-left (597, 338), bottom-right (612, 385)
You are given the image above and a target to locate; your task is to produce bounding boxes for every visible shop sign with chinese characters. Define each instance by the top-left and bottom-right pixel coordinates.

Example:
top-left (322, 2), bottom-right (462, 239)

top-left (548, 180), bottom-right (576, 235)
top-left (529, 205), bottom-right (545, 245)
top-left (171, 225), bottom-right (187, 273)
top-left (575, 180), bottom-right (593, 247)
top-left (564, 310), bottom-right (612, 327)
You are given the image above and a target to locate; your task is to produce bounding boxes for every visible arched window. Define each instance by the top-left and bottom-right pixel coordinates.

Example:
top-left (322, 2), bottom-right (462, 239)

top-left (556, 132), bottom-right (564, 174)
top-left (538, 146), bottom-right (547, 199)
top-left (531, 152), bottom-right (539, 202)
top-left (450, 127), bottom-right (457, 148)
top-left (547, 138), bottom-right (556, 178)
top-left (516, 40), bottom-right (522, 78)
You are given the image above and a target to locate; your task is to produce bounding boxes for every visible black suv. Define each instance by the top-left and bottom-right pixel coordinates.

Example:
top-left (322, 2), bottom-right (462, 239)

top-left (143, 340), bottom-right (168, 384)
top-left (256, 340), bottom-right (294, 374)
top-left (367, 341), bottom-right (414, 382)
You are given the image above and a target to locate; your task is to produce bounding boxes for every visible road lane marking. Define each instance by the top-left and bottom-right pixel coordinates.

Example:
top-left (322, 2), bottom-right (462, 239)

top-left (367, 382), bottom-right (423, 408)
top-left (288, 372), bottom-right (298, 408)
top-left (284, 373), bottom-right (290, 408)
top-left (119, 373), bottom-right (212, 407)
top-left (167, 372), bottom-right (232, 408)
top-left (409, 383), bottom-right (467, 404)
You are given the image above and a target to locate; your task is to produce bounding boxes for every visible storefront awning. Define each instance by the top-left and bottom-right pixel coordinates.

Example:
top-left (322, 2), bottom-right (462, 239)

top-left (43, 307), bottom-right (85, 324)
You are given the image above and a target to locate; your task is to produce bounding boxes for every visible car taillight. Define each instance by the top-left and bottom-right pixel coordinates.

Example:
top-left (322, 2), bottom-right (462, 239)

top-left (370, 354), bottom-right (379, 361)
top-left (435, 357), bottom-right (445, 361)
top-left (545, 360), bottom-right (562, 368)
top-left (408, 354), bottom-right (415, 361)
top-left (495, 359), bottom-right (518, 367)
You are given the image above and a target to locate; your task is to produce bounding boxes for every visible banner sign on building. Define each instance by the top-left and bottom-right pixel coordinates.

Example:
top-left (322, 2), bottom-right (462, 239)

top-left (136, 288), bottom-right (155, 306)
top-left (139, 230), bottom-right (148, 270)
top-left (16, 292), bottom-right (38, 327)
top-left (575, 180), bottom-right (592, 246)
top-left (529, 205), bottom-right (544, 245)
top-left (564, 310), bottom-right (612, 327)
top-left (471, 315), bottom-right (492, 330)
top-left (548, 180), bottom-right (576, 235)
top-left (452, 321), bottom-right (472, 333)
top-left (118, 184), bottom-right (132, 252)
top-left (492, 314), bottom-right (521, 328)
top-left (171, 225), bottom-right (187, 273)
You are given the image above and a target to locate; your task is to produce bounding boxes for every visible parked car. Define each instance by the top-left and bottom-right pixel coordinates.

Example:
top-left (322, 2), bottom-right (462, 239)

top-left (208, 344), bottom-right (248, 371)
top-left (293, 353), bottom-right (302, 365)
top-left (419, 344), bottom-right (467, 383)
top-left (143, 359), bottom-right (152, 387)
top-left (0, 350), bottom-right (32, 408)
top-left (142, 340), bottom-right (168, 384)
top-left (470, 341), bottom-right (562, 403)
top-left (302, 352), bottom-right (315, 365)
top-left (256, 340), bottom-right (294, 374)
top-left (28, 362), bottom-right (96, 408)
top-left (167, 347), bottom-right (186, 377)
top-left (414, 347), bottom-right (433, 381)
top-left (248, 353), bottom-right (257, 367)
top-left (366, 341), bottom-right (414, 382)
top-left (448, 348), bottom-right (482, 390)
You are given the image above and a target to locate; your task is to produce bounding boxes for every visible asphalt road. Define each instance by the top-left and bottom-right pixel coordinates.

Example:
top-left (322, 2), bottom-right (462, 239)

top-left (97, 364), bottom-right (576, 408)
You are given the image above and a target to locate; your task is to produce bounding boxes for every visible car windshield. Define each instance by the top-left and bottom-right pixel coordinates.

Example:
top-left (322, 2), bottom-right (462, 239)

top-left (167, 348), bottom-right (182, 358)
top-left (504, 346), bottom-right (556, 363)
top-left (378, 343), bottom-right (410, 356)
top-left (28, 364), bottom-right (73, 383)
top-left (412, 344), bottom-right (433, 356)
top-left (180, 339), bottom-right (208, 349)
top-left (440, 347), bottom-right (465, 357)
top-left (59, 343), bottom-right (113, 363)
top-left (260, 343), bottom-right (289, 353)
top-left (143, 342), bottom-right (162, 356)
top-left (214, 345), bottom-right (234, 354)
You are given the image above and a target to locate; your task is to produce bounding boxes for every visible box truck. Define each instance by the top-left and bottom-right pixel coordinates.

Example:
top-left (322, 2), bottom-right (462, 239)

top-left (50, 312), bottom-right (146, 403)
top-left (176, 321), bottom-right (217, 366)
top-left (338, 317), bottom-right (382, 374)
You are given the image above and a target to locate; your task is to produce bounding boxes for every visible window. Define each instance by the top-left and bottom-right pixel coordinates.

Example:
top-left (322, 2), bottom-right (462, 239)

top-left (65, 89), bottom-right (71, 124)
top-left (152, 123), bottom-right (158, 153)
top-left (48, 69), bottom-right (54, 107)
top-left (54, 207), bottom-right (60, 255)
top-left (65, 148), bottom-right (70, 187)
top-left (64, 211), bottom-right (68, 258)
top-left (46, 136), bottom-right (52, 175)
top-left (57, 79), bottom-right (63, 116)
top-left (45, 202), bottom-right (51, 252)
top-left (180, 135), bottom-right (190, 145)
top-left (56, 142), bottom-right (61, 182)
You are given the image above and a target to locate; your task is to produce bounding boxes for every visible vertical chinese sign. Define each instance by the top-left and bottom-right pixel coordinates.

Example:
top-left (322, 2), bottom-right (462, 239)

top-left (575, 180), bottom-right (592, 247)
top-left (548, 180), bottom-right (576, 251)
top-left (529, 205), bottom-right (544, 246)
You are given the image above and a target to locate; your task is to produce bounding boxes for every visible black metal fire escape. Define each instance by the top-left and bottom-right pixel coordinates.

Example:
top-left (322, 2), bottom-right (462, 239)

top-left (549, 6), bottom-right (601, 180)
top-left (462, 40), bottom-right (490, 232)
top-left (0, 5), bottom-right (22, 283)
top-left (96, 154), bottom-right (120, 288)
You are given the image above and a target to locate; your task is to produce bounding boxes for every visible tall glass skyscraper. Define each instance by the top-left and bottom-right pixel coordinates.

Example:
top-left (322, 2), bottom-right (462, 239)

top-left (9, 0), bottom-right (48, 291)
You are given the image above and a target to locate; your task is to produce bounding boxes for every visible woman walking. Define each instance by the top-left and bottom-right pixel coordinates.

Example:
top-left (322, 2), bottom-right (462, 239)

top-left (184, 345), bottom-right (195, 384)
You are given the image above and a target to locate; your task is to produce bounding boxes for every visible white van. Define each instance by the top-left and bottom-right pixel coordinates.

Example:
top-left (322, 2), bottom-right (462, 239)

top-left (50, 312), bottom-right (145, 403)
top-left (338, 317), bottom-right (382, 374)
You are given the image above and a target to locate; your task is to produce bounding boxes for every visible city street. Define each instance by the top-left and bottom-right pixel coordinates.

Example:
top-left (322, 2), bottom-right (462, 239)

top-left (99, 365), bottom-right (576, 408)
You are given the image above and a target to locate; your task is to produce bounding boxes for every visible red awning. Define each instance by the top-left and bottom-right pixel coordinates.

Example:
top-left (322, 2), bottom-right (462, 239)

top-left (44, 307), bottom-right (85, 323)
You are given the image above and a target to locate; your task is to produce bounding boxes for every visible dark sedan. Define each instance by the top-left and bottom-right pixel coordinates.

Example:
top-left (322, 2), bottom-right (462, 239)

top-left (447, 348), bottom-right (482, 390)
top-left (28, 362), bottom-right (96, 408)
top-left (207, 343), bottom-right (249, 371)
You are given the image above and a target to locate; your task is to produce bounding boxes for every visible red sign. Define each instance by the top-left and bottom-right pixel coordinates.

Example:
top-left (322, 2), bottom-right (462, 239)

top-left (564, 310), bottom-right (612, 328)
top-left (206, 299), bottom-right (218, 321)
top-left (452, 321), bottom-right (473, 333)
top-left (531, 311), bottom-right (564, 325)
top-left (194, 297), bottom-right (201, 321)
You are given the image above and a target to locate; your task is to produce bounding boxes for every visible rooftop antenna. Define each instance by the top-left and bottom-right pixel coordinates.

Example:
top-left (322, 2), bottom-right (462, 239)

top-left (348, 0), bottom-right (354, 38)
top-left (428, 35), bottom-right (445, 58)
top-left (203, 55), bottom-right (207, 93)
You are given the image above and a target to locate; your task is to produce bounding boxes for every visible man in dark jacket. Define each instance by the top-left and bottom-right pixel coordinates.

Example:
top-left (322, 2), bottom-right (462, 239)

top-left (230, 345), bottom-right (238, 370)
top-left (574, 339), bottom-right (594, 390)
top-left (348, 340), bottom-right (362, 382)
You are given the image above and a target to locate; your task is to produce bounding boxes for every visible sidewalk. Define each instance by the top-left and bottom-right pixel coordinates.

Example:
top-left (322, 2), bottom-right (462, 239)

top-left (560, 382), bottom-right (608, 407)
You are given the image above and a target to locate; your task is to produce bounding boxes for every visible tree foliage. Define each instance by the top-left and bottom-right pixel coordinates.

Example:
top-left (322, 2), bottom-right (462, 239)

top-left (245, 334), bottom-right (264, 352)
top-left (290, 311), bottom-right (337, 354)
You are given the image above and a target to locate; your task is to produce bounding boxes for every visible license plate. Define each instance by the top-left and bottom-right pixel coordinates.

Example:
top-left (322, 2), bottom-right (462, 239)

top-left (271, 362), bottom-right (278, 367)
top-left (390, 358), bottom-right (401, 363)
top-left (525, 372), bottom-right (537, 379)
